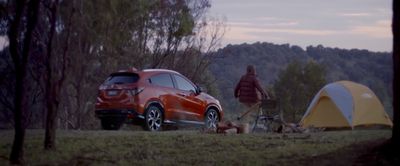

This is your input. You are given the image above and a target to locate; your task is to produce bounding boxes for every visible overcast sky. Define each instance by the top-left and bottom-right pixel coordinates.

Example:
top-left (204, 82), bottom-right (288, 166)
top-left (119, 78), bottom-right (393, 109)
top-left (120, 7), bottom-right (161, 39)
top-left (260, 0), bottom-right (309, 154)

top-left (209, 0), bottom-right (392, 52)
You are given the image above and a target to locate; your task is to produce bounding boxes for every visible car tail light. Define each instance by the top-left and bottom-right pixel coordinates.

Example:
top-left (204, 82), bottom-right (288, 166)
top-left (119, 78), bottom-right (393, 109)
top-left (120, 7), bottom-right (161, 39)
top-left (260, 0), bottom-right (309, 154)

top-left (129, 87), bottom-right (144, 96)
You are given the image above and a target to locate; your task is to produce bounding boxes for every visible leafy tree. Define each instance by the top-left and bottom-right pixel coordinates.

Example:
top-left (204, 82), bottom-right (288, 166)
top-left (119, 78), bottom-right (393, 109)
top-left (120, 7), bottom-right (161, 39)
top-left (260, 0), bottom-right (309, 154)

top-left (55, 0), bottom-right (224, 130)
top-left (273, 60), bottom-right (326, 123)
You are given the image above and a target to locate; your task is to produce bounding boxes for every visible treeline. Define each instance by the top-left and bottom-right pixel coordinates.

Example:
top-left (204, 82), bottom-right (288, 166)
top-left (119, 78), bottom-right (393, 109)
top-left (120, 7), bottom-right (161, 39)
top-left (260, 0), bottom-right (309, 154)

top-left (210, 42), bottom-right (392, 121)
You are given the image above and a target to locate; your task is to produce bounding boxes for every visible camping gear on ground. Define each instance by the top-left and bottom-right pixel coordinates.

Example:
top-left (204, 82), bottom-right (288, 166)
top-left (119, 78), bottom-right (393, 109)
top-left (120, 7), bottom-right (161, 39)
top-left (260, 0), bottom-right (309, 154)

top-left (251, 99), bottom-right (283, 132)
top-left (216, 121), bottom-right (249, 134)
top-left (277, 123), bottom-right (306, 133)
top-left (236, 99), bottom-right (284, 133)
top-left (300, 81), bottom-right (393, 129)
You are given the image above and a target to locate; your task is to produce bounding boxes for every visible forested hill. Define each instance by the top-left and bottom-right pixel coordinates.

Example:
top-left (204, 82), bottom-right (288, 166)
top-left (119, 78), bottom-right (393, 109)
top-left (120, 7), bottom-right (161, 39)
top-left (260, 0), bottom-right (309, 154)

top-left (209, 42), bottom-right (393, 117)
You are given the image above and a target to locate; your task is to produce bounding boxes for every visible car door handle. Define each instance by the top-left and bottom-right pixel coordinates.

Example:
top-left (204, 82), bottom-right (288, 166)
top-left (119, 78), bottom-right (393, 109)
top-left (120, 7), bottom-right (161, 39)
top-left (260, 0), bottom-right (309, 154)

top-left (177, 93), bottom-right (187, 97)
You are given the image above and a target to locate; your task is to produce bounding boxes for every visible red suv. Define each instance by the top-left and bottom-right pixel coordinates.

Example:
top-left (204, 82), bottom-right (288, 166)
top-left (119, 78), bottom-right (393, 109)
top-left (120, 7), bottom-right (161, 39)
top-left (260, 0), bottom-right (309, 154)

top-left (95, 68), bottom-right (223, 131)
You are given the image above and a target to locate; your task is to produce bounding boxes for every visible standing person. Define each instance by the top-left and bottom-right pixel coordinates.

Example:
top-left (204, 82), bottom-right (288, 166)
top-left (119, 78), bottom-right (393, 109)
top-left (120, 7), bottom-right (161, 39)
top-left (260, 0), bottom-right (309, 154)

top-left (234, 65), bottom-right (270, 121)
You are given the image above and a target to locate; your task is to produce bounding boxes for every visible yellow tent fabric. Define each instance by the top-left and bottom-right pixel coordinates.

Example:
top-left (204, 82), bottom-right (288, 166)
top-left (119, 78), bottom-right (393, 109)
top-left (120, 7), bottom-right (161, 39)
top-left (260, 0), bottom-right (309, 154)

top-left (300, 81), bottom-right (393, 128)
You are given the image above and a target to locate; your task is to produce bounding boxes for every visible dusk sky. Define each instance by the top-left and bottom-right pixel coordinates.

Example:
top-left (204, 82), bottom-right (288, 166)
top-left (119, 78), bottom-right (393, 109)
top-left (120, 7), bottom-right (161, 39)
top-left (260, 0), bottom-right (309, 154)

top-left (0, 0), bottom-right (392, 52)
top-left (209, 0), bottom-right (392, 52)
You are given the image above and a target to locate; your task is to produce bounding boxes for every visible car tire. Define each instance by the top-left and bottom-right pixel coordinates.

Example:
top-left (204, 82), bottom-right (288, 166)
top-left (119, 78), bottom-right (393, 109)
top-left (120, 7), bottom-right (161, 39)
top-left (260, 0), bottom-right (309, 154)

top-left (205, 108), bottom-right (219, 130)
top-left (101, 118), bottom-right (122, 130)
top-left (144, 105), bottom-right (163, 131)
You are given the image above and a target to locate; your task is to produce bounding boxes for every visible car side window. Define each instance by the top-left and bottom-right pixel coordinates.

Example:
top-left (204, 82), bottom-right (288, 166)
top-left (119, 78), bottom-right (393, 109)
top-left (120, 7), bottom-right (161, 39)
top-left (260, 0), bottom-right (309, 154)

top-left (149, 74), bottom-right (174, 88)
top-left (174, 75), bottom-right (196, 92)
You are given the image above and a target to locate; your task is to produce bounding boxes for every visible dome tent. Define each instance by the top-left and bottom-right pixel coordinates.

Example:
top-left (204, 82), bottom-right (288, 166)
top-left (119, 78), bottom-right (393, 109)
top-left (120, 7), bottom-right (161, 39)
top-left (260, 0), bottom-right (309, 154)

top-left (300, 81), bottom-right (392, 129)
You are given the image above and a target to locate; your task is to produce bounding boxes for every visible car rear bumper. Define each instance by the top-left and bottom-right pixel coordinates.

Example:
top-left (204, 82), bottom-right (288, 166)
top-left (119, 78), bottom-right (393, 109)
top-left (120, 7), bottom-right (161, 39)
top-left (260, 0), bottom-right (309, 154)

top-left (95, 109), bottom-right (144, 119)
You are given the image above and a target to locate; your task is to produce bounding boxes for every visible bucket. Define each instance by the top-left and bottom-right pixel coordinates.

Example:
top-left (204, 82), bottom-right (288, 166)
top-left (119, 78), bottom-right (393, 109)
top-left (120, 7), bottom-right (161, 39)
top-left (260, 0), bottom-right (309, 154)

top-left (237, 123), bottom-right (250, 134)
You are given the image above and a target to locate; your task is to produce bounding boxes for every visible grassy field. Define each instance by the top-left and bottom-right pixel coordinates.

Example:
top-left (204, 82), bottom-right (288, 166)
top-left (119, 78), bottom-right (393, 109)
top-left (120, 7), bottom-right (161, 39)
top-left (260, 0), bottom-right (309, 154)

top-left (0, 129), bottom-right (394, 165)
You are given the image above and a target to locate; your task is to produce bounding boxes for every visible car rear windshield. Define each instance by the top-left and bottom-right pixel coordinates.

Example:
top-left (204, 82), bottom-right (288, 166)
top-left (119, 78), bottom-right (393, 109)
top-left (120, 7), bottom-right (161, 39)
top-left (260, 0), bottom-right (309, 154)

top-left (104, 73), bottom-right (139, 85)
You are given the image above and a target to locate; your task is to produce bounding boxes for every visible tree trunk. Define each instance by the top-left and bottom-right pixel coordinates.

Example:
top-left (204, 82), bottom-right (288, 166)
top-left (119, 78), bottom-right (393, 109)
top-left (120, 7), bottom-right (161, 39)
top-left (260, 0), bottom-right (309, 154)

top-left (44, 92), bottom-right (59, 149)
top-left (10, 68), bottom-right (27, 164)
top-left (44, 0), bottom-right (72, 149)
top-left (44, 1), bottom-right (59, 150)
top-left (76, 83), bottom-right (82, 129)
top-left (8, 1), bottom-right (26, 164)
top-left (392, 0), bottom-right (400, 146)
top-left (8, 0), bottom-right (40, 164)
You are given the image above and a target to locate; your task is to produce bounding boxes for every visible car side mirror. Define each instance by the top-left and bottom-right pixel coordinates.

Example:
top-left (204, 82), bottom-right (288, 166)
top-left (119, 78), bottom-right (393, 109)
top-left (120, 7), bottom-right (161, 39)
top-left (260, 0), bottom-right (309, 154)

top-left (196, 85), bottom-right (206, 94)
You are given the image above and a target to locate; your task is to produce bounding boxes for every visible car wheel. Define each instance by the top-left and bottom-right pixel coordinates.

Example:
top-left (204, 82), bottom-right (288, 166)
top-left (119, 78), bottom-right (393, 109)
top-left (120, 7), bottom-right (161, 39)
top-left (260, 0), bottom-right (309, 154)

top-left (144, 106), bottom-right (163, 131)
top-left (101, 118), bottom-right (122, 130)
top-left (205, 108), bottom-right (219, 130)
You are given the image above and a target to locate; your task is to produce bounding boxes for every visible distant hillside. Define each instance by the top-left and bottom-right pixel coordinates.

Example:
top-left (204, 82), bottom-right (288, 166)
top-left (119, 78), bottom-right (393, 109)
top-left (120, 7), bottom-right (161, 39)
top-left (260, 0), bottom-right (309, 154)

top-left (209, 42), bottom-right (393, 118)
